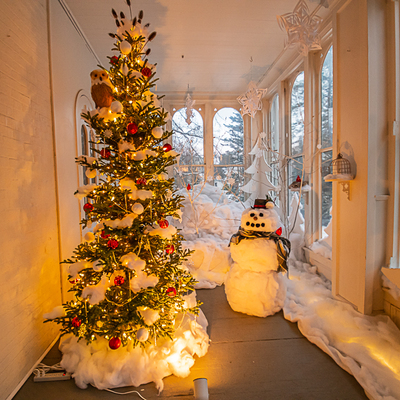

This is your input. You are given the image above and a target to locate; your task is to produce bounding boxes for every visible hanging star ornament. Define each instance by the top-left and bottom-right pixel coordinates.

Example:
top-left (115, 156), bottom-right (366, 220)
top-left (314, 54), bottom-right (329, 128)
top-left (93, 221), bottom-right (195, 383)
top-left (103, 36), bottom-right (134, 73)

top-left (184, 93), bottom-right (195, 125)
top-left (277, 0), bottom-right (323, 56)
top-left (237, 81), bottom-right (267, 119)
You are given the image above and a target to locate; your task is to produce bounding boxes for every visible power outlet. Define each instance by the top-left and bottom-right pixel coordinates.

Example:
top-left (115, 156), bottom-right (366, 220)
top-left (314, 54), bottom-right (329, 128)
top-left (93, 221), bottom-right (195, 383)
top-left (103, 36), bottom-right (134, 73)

top-left (34, 372), bottom-right (71, 382)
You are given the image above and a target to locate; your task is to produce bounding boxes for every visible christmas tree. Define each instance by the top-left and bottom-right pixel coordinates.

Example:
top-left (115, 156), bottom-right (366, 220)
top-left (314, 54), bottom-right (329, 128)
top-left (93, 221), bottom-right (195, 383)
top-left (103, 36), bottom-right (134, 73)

top-left (44, 3), bottom-right (208, 391)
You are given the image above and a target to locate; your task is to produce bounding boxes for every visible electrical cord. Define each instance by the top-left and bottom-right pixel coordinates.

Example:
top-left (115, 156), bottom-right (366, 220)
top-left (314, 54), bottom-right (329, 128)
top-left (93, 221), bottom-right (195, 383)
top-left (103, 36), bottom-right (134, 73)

top-left (32, 362), bottom-right (64, 378)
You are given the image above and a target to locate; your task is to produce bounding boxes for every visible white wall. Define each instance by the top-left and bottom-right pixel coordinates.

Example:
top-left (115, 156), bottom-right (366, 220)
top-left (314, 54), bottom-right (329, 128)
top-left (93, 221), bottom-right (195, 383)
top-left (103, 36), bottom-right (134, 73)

top-left (332, 0), bottom-right (389, 313)
top-left (48, 0), bottom-right (99, 299)
top-left (0, 1), bottom-right (61, 399)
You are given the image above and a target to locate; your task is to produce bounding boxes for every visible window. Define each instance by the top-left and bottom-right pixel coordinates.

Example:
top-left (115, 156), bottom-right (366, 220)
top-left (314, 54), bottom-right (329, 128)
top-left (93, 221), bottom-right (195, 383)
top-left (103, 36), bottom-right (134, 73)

top-left (320, 47), bottom-right (333, 229)
top-left (172, 107), bottom-right (204, 188)
top-left (289, 72), bottom-right (305, 216)
top-left (213, 108), bottom-right (244, 198)
top-left (269, 95), bottom-right (280, 189)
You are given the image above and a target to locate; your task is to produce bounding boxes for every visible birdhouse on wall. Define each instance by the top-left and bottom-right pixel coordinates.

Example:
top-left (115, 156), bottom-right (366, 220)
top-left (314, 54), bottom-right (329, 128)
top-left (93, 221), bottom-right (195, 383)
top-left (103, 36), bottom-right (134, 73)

top-left (324, 153), bottom-right (354, 182)
top-left (324, 153), bottom-right (354, 200)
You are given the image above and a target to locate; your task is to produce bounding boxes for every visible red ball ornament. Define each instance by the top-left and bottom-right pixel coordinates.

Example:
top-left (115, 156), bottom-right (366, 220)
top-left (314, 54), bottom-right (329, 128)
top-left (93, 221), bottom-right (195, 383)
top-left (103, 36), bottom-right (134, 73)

top-left (158, 219), bottom-right (169, 229)
top-left (109, 337), bottom-right (121, 350)
top-left (101, 230), bottom-right (110, 239)
top-left (114, 275), bottom-right (125, 286)
top-left (107, 239), bottom-right (119, 249)
top-left (166, 244), bottom-right (175, 254)
top-left (127, 122), bottom-right (138, 135)
top-left (166, 287), bottom-right (177, 297)
top-left (83, 202), bottom-right (94, 212)
top-left (276, 227), bottom-right (282, 236)
top-left (71, 317), bottom-right (82, 328)
top-left (100, 148), bottom-right (111, 159)
top-left (110, 56), bottom-right (119, 65)
top-left (136, 178), bottom-right (147, 185)
top-left (296, 175), bottom-right (301, 183)
top-left (186, 183), bottom-right (191, 190)
top-left (141, 67), bottom-right (152, 78)
top-left (162, 143), bottom-right (172, 152)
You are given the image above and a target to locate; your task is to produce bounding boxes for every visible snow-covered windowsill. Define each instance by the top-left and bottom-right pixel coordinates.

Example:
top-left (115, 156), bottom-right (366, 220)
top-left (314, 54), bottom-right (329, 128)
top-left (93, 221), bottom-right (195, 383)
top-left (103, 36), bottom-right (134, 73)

top-left (382, 267), bottom-right (400, 329)
top-left (303, 247), bottom-right (332, 281)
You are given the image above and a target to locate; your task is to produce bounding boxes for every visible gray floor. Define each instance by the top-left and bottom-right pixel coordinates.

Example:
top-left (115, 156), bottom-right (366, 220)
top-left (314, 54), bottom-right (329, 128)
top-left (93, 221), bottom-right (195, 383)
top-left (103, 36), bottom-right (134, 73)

top-left (14, 286), bottom-right (368, 400)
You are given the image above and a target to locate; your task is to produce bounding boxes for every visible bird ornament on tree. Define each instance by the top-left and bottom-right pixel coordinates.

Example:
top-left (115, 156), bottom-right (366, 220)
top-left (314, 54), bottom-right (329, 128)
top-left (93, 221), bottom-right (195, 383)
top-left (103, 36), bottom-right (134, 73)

top-left (225, 198), bottom-right (290, 318)
top-left (90, 69), bottom-right (114, 108)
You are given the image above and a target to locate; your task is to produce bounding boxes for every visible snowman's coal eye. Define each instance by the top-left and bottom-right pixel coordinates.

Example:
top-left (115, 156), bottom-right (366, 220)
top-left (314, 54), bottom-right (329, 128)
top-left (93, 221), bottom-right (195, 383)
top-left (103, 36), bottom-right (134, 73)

top-left (250, 213), bottom-right (255, 217)
top-left (259, 213), bottom-right (264, 217)
top-left (261, 223), bottom-right (265, 227)
top-left (256, 223), bottom-right (260, 228)
top-left (246, 222), bottom-right (250, 226)
top-left (251, 223), bottom-right (255, 227)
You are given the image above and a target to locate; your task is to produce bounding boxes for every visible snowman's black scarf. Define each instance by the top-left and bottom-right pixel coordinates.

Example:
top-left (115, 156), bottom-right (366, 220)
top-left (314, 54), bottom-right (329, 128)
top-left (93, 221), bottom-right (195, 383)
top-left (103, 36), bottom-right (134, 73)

top-left (229, 227), bottom-right (291, 274)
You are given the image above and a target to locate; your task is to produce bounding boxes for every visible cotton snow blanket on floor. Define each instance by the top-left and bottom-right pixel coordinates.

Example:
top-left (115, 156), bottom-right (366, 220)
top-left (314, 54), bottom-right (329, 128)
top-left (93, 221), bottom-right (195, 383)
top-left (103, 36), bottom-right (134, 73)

top-left (59, 308), bottom-right (209, 393)
top-left (284, 261), bottom-right (400, 400)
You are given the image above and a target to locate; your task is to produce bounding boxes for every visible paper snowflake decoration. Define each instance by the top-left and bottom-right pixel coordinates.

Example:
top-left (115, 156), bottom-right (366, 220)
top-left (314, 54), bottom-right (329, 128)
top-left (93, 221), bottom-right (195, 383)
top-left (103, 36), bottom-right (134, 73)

top-left (237, 81), bottom-right (268, 118)
top-left (277, 0), bottom-right (323, 56)
top-left (184, 93), bottom-right (196, 125)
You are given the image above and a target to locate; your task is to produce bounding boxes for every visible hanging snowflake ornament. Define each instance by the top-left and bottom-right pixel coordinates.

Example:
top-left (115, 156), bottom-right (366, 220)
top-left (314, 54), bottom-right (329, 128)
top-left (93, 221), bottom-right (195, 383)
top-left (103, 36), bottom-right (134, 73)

top-left (277, 0), bottom-right (323, 56)
top-left (184, 93), bottom-right (196, 125)
top-left (237, 81), bottom-right (267, 118)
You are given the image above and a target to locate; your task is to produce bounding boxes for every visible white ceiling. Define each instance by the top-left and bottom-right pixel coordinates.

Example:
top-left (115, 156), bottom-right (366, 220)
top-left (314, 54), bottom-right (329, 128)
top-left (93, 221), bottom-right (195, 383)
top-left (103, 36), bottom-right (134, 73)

top-left (64, 0), bottom-right (314, 97)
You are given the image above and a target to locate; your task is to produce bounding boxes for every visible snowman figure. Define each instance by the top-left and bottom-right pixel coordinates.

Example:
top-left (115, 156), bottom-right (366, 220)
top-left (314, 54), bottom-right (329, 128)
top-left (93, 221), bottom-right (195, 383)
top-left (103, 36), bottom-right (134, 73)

top-left (225, 198), bottom-right (290, 317)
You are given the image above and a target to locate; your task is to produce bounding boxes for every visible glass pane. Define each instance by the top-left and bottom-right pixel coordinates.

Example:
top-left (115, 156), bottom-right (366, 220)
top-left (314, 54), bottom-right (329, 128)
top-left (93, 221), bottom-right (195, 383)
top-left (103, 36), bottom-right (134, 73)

top-left (172, 108), bottom-right (204, 165)
top-left (81, 125), bottom-right (89, 186)
top-left (173, 166), bottom-right (204, 189)
top-left (289, 156), bottom-right (305, 217)
top-left (270, 95), bottom-right (279, 153)
top-left (213, 108), bottom-right (244, 165)
top-left (214, 166), bottom-right (245, 201)
top-left (321, 150), bottom-right (333, 229)
top-left (291, 72), bottom-right (304, 156)
top-left (321, 47), bottom-right (333, 148)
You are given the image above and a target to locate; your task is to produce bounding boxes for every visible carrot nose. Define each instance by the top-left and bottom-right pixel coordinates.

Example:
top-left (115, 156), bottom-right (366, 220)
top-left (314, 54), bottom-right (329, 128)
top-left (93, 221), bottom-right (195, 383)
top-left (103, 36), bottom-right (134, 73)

top-left (253, 216), bottom-right (258, 221)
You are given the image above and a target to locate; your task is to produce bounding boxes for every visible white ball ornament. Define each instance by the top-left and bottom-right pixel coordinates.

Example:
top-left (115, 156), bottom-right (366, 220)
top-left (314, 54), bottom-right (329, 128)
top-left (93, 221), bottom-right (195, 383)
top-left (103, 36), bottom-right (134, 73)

top-left (85, 169), bottom-right (97, 179)
top-left (120, 64), bottom-right (129, 76)
top-left (152, 127), bottom-right (163, 139)
top-left (136, 327), bottom-right (149, 342)
top-left (110, 101), bottom-right (123, 113)
top-left (84, 232), bottom-right (95, 242)
top-left (131, 203), bottom-right (144, 215)
top-left (120, 40), bottom-right (132, 55)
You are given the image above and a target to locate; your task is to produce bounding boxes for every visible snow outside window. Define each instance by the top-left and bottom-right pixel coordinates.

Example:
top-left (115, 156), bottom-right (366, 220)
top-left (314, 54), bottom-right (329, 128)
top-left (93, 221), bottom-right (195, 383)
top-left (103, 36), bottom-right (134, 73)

top-left (172, 108), bottom-right (204, 188)
top-left (213, 108), bottom-right (245, 200)
top-left (290, 72), bottom-right (305, 217)
top-left (320, 46), bottom-right (333, 230)
top-left (268, 95), bottom-right (280, 191)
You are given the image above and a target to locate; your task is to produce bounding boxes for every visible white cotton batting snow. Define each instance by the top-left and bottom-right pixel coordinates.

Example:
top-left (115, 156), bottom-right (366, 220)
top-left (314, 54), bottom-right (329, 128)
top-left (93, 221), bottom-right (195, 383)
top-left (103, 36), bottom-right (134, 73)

top-left (59, 308), bottom-right (209, 393)
top-left (284, 261), bottom-right (400, 400)
top-left (176, 184), bottom-right (244, 288)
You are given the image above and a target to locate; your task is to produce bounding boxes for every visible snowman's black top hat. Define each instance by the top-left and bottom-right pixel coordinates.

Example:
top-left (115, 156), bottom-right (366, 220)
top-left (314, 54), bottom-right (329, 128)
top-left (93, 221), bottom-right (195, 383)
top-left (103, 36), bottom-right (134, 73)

top-left (252, 199), bottom-right (267, 208)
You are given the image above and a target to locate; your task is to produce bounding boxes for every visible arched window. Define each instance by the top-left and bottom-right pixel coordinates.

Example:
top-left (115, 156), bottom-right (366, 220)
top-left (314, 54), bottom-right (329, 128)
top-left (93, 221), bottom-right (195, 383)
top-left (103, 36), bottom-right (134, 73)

top-left (172, 107), bottom-right (204, 187)
top-left (290, 72), bottom-right (305, 215)
top-left (320, 47), bottom-right (333, 229)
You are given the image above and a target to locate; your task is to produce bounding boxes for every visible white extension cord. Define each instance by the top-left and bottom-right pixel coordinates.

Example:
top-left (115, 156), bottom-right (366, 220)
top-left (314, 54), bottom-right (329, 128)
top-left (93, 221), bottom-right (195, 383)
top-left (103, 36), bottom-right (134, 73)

top-left (33, 362), bottom-right (148, 398)
top-left (33, 362), bottom-right (71, 382)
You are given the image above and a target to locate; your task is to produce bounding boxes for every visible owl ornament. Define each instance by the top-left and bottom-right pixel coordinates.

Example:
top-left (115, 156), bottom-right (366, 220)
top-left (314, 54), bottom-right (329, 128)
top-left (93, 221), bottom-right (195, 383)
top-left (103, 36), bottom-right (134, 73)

top-left (90, 69), bottom-right (114, 108)
top-left (225, 198), bottom-right (291, 318)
